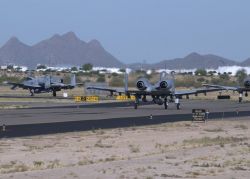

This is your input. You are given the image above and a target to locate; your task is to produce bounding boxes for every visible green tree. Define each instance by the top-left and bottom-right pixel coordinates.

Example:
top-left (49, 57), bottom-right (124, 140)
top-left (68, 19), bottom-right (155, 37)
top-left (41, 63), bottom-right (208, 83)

top-left (194, 69), bottom-right (207, 76)
top-left (219, 72), bottom-right (230, 80)
top-left (36, 64), bottom-right (47, 69)
top-left (208, 71), bottom-right (215, 76)
top-left (119, 68), bottom-right (126, 73)
top-left (82, 63), bottom-right (93, 71)
top-left (236, 69), bottom-right (247, 85)
top-left (7, 65), bottom-right (14, 70)
top-left (71, 66), bottom-right (78, 71)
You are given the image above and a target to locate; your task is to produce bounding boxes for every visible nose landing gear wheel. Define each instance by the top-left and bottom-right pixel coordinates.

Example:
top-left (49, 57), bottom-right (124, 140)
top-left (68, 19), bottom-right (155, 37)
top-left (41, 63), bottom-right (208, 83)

top-left (164, 101), bottom-right (168, 109)
top-left (53, 91), bottom-right (57, 97)
top-left (176, 103), bottom-right (180, 110)
top-left (239, 97), bottom-right (242, 103)
top-left (134, 102), bottom-right (138, 109)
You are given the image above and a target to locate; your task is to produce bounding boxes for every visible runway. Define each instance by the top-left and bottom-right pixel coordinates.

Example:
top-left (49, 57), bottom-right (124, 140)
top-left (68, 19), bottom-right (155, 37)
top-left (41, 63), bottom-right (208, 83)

top-left (0, 99), bottom-right (250, 138)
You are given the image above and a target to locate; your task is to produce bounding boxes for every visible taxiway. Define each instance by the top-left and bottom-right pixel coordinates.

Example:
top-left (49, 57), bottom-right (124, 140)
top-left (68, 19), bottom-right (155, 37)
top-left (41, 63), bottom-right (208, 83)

top-left (0, 99), bottom-right (249, 137)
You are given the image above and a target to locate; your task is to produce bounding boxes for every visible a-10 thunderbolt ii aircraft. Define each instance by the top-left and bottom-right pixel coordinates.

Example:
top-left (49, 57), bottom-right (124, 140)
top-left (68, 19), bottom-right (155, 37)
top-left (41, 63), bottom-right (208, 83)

top-left (203, 77), bottom-right (250, 103)
top-left (87, 71), bottom-right (219, 110)
top-left (7, 74), bottom-right (80, 97)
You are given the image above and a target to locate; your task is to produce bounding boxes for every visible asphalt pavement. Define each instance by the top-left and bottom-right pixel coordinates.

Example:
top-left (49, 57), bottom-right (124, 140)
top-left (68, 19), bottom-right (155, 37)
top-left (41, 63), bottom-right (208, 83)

top-left (0, 99), bottom-right (249, 138)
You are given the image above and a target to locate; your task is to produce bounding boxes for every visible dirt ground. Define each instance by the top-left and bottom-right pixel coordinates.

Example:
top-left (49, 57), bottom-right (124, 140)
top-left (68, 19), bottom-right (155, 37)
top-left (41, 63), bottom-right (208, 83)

top-left (0, 119), bottom-right (249, 179)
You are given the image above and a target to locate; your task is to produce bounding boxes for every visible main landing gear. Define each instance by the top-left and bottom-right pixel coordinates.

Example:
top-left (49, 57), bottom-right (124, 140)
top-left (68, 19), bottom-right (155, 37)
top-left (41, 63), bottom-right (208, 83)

top-left (239, 92), bottom-right (243, 103)
top-left (53, 90), bottom-right (57, 97)
top-left (164, 97), bottom-right (168, 109)
top-left (175, 97), bottom-right (180, 110)
top-left (134, 96), bottom-right (139, 109)
top-left (29, 89), bottom-right (34, 96)
top-left (239, 92), bottom-right (248, 103)
top-left (133, 95), bottom-right (180, 110)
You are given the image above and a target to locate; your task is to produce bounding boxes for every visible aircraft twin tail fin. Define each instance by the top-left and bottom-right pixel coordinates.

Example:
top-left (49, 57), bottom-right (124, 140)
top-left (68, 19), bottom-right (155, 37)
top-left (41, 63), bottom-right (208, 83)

top-left (45, 75), bottom-right (51, 89)
top-left (124, 69), bottom-right (128, 93)
top-left (70, 74), bottom-right (76, 87)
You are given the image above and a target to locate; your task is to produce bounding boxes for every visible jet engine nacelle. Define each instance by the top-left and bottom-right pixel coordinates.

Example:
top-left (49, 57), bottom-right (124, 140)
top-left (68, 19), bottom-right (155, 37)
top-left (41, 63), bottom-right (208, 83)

top-left (159, 81), bottom-right (168, 89)
top-left (155, 80), bottom-right (173, 90)
top-left (244, 79), bottom-right (250, 88)
top-left (136, 78), bottom-right (151, 91)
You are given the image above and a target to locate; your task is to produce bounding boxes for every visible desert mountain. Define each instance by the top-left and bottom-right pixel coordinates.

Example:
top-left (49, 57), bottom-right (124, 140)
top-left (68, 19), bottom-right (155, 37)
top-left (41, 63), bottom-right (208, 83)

top-left (0, 33), bottom-right (249, 69)
top-left (241, 58), bottom-right (250, 66)
top-left (128, 53), bottom-right (239, 70)
top-left (0, 32), bottom-right (123, 68)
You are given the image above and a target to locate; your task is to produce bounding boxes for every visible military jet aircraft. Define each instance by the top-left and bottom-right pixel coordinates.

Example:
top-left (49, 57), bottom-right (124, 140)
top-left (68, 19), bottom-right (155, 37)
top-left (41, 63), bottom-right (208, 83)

top-left (203, 77), bottom-right (250, 102)
top-left (7, 74), bottom-right (80, 97)
top-left (87, 71), bottom-right (219, 110)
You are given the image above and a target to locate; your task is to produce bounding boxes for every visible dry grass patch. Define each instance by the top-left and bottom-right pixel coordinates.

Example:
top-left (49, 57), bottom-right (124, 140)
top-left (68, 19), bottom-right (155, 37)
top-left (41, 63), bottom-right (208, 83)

top-left (77, 158), bottom-right (94, 166)
top-left (46, 159), bottom-right (62, 169)
top-left (234, 124), bottom-right (248, 130)
top-left (0, 162), bottom-right (29, 174)
top-left (192, 162), bottom-right (223, 168)
top-left (185, 171), bottom-right (201, 178)
top-left (160, 173), bottom-right (183, 178)
top-left (94, 139), bottom-right (113, 148)
top-left (128, 144), bottom-right (140, 153)
top-left (183, 136), bottom-right (248, 147)
top-left (204, 128), bottom-right (224, 132)
top-left (33, 161), bottom-right (45, 169)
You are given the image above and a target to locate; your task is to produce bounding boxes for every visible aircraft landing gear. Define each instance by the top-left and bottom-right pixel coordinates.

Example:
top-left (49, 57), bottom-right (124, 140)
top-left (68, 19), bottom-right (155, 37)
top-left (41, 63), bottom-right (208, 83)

top-left (29, 89), bottom-right (34, 96)
top-left (134, 102), bottom-right (138, 109)
top-left (53, 90), bottom-right (57, 97)
top-left (134, 96), bottom-right (139, 109)
top-left (164, 98), bottom-right (168, 109)
top-left (142, 95), bottom-right (147, 102)
top-left (176, 103), bottom-right (180, 110)
top-left (175, 97), bottom-right (180, 110)
top-left (239, 93), bottom-right (243, 103)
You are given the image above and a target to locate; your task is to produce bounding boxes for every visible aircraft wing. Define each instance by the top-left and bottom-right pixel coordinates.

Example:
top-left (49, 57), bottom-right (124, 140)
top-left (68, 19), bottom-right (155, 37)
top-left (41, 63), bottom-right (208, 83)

top-left (237, 87), bottom-right (250, 92)
top-left (87, 86), bottom-right (125, 94)
top-left (175, 87), bottom-right (222, 96)
top-left (51, 82), bottom-right (84, 89)
top-left (202, 84), bottom-right (239, 91)
top-left (175, 89), bottom-right (198, 96)
top-left (87, 87), bottom-right (172, 96)
top-left (87, 86), bottom-right (220, 96)
top-left (7, 82), bottom-right (41, 89)
top-left (7, 82), bottom-right (24, 89)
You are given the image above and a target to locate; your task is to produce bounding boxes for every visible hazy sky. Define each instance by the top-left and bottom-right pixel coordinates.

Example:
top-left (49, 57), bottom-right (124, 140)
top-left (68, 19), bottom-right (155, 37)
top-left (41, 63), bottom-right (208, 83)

top-left (0, 0), bottom-right (250, 63)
